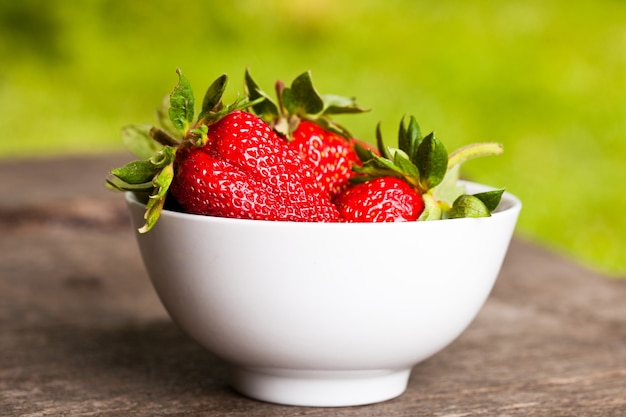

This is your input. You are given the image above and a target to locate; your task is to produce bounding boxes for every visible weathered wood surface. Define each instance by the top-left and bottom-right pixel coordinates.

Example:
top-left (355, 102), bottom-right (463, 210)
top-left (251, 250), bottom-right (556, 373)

top-left (1, 154), bottom-right (625, 416)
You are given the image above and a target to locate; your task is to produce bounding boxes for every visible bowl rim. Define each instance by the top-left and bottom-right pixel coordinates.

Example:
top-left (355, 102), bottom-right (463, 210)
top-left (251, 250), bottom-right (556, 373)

top-left (125, 180), bottom-right (521, 227)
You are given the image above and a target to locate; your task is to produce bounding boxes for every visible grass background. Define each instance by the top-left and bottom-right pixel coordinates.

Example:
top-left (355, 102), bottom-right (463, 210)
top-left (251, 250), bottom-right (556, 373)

top-left (1, 0), bottom-right (624, 276)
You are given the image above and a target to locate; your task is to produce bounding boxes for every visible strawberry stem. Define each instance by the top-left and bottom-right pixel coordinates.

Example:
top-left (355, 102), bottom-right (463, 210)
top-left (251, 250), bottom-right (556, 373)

top-left (189, 125), bottom-right (209, 146)
top-left (447, 142), bottom-right (503, 171)
top-left (275, 80), bottom-right (287, 116)
top-left (149, 127), bottom-right (180, 147)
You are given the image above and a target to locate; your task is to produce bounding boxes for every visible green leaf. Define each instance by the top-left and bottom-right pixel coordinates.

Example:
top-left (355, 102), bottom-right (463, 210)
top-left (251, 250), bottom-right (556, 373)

top-left (105, 176), bottom-right (154, 192)
top-left (418, 192), bottom-right (443, 221)
top-left (169, 68), bottom-right (195, 133)
top-left (392, 150), bottom-right (420, 186)
top-left (140, 162), bottom-right (174, 233)
top-left (137, 146), bottom-right (177, 233)
top-left (354, 141), bottom-right (376, 164)
top-left (110, 160), bottom-right (159, 184)
top-left (368, 155), bottom-right (402, 173)
top-left (406, 115), bottom-right (422, 161)
top-left (282, 71), bottom-right (325, 116)
top-left (106, 145), bottom-right (177, 195)
top-left (448, 194), bottom-right (491, 219)
top-left (199, 73), bottom-right (227, 119)
top-left (321, 94), bottom-right (369, 115)
top-left (375, 122), bottom-right (392, 159)
top-left (431, 164), bottom-right (465, 206)
top-left (416, 132), bottom-right (448, 190)
top-left (353, 155), bottom-right (404, 179)
top-left (107, 145), bottom-right (177, 233)
top-left (150, 145), bottom-right (177, 168)
top-left (473, 189), bottom-right (505, 212)
top-left (244, 69), bottom-right (279, 118)
top-left (397, 115), bottom-right (422, 158)
top-left (121, 124), bottom-right (162, 159)
top-left (398, 115), bottom-right (409, 155)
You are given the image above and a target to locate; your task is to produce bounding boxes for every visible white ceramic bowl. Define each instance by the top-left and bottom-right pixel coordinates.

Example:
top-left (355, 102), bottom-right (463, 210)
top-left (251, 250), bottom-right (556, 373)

top-left (126, 182), bottom-right (521, 407)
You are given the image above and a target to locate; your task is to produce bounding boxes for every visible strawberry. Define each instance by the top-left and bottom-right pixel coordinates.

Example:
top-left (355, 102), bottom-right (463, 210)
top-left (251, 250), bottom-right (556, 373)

top-left (106, 70), bottom-right (339, 231)
top-left (244, 70), bottom-right (368, 199)
top-left (170, 110), bottom-right (340, 222)
top-left (338, 115), bottom-right (506, 222)
top-left (290, 120), bottom-right (360, 198)
top-left (335, 176), bottom-right (424, 222)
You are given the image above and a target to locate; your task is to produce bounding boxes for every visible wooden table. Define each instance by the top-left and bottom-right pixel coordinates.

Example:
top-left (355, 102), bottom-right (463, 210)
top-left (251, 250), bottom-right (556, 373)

top-left (1, 154), bottom-right (625, 416)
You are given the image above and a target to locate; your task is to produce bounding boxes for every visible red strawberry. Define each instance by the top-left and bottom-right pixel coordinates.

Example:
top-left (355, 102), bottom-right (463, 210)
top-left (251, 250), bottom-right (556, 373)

top-left (345, 115), bottom-right (504, 222)
top-left (245, 70), bottom-right (367, 198)
top-left (107, 70), bottom-right (505, 231)
top-left (290, 120), bottom-right (360, 198)
top-left (107, 71), bottom-right (341, 232)
top-left (335, 177), bottom-right (424, 222)
top-left (171, 110), bottom-right (340, 222)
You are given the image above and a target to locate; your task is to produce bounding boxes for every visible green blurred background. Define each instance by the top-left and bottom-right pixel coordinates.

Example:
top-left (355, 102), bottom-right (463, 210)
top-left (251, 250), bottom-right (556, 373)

top-left (1, 0), bottom-right (624, 276)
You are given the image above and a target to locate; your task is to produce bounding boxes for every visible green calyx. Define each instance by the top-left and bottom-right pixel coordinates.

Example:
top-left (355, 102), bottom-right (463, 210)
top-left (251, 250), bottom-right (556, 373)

top-left (106, 68), bottom-right (261, 232)
top-left (106, 145), bottom-right (177, 233)
top-left (353, 114), bottom-right (505, 220)
top-left (245, 69), bottom-right (368, 139)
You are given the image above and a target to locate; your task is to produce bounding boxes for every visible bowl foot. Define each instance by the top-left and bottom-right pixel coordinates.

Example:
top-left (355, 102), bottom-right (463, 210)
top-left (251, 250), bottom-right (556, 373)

top-left (229, 366), bottom-right (411, 407)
